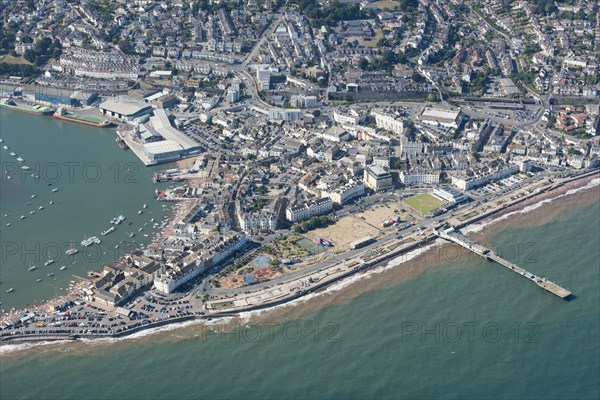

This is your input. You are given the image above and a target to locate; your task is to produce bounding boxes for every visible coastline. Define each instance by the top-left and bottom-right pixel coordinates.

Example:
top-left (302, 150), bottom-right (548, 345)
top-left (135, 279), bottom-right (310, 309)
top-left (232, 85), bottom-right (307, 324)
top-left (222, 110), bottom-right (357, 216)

top-left (2, 172), bottom-right (598, 357)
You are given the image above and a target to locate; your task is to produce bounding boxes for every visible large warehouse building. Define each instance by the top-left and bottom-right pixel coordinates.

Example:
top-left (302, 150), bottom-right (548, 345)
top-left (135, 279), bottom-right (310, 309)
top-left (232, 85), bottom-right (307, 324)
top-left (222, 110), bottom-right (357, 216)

top-left (141, 109), bottom-right (202, 164)
top-left (99, 99), bottom-right (152, 122)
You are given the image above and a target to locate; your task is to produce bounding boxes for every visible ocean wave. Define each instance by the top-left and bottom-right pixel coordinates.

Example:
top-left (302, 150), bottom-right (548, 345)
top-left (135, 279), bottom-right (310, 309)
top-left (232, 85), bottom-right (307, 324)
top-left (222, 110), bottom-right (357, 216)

top-left (463, 178), bottom-right (599, 234)
top-left (0, 339), bottom-right (74, 355)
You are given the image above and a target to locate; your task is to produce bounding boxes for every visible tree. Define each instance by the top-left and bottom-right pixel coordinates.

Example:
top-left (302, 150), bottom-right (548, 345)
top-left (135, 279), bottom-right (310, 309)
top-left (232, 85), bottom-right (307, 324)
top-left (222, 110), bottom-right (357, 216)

top-left (35, 37), bottom-right (52, 55)
top-left (0, 38), bottom-right (10, 50)
top-left (23, 49), bottom-right (36, 63)
top-left (358, 57), bottom-right (369, 70)
top-left (426, 93), bottom-right (437, 102)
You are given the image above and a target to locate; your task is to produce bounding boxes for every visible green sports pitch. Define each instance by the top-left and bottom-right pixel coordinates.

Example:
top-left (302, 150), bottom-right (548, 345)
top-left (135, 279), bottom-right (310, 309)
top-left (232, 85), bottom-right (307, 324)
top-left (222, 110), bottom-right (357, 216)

top-left (404, 193), bottom-right (444, 214)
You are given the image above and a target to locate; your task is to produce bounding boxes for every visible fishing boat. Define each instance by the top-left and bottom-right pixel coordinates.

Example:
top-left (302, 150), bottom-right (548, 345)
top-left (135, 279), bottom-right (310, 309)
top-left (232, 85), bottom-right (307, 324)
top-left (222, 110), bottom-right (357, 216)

top-left (44, 259), bottom-right (54, 266)
top-left (60, 266), bottom-right (67, 271)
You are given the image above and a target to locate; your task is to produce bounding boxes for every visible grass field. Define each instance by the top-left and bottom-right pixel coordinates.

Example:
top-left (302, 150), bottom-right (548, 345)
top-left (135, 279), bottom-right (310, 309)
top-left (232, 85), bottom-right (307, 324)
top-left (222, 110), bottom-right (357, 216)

top-left (404, 193), bottom-right (444, 214)
top-left (0, 54), bottom-right (31, 65)
top-left (372, 0), bottom-right (397, 10)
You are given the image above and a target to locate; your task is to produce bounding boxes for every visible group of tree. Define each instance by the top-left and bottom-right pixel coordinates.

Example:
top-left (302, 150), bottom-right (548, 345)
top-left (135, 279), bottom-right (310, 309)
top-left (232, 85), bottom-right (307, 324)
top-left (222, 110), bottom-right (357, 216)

top-left (292, 215), bottom-right (331, 233)
top-left (0, 62), bottom-right (39, 77)
top-left (22, 37), bottom-right (62, 66)
top-left (358, 49), bottom-right (407, 72)
top-left (528, 0), bottom-right (557, 16)
top-left (289, 0), bottom-right (368, 27)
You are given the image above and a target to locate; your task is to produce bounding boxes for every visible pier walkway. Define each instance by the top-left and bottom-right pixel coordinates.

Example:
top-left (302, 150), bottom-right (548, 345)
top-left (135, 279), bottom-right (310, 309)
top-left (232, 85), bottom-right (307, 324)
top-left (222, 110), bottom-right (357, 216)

top-left (434, 227), bottom-right (571, 299)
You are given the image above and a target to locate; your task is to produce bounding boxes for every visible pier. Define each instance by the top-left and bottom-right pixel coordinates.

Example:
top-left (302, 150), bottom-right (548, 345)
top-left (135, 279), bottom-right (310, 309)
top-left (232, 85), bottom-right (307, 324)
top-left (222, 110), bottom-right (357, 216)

top-left (434, 227), bottom-right (572, 299)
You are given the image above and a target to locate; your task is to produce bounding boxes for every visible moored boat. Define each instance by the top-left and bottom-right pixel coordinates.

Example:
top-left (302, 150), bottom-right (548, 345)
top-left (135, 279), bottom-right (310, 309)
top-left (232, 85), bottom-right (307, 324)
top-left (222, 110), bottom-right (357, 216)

top-left (0, 98), bottom-right (54, 115)
top-left (53, 107), bottom-right (111, 127)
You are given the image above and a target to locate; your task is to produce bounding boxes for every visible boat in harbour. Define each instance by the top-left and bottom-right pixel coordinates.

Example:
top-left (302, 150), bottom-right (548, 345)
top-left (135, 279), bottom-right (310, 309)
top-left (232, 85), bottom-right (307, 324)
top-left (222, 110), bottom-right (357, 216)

top-left (115, 136), bottom-right (128, 150)
top-left (0, 98), bottom-right (54, 115)
top-left (101, 226), bottom-right (115, 236)
top-left (111, 214), bottom-right (125, 225)
top-left (53, 107), bottom-right (111, 127)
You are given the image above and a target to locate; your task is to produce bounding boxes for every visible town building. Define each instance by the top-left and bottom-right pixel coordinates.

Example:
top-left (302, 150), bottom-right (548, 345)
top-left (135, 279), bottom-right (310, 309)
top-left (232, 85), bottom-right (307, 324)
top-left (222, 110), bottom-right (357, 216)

top-left (364, 165), bottom-right (393, 191)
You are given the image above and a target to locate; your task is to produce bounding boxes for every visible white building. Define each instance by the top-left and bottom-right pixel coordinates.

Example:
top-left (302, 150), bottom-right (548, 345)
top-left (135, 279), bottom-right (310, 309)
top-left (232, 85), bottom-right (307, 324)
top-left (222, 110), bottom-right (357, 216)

top-left (451, 165), bottom-right (519, 190)
top-left (400, 171), bottom-right (440, 185)
top-left (238, 212), bottom-right (278, 232)
top-left (286, 197), bottom-right (333, 222)
top-left (322, 182), bottom-right (365, 204)
top-left (432, 186), bottom-right (468, 204)
top-left (371, 110), bottom-right (404, 134)
top-left (364, 166), bottom-right (393, 191)
top-left (334, 108), bottom-right (365, 126)
top-left (418, 107), bottom-right (464, 129)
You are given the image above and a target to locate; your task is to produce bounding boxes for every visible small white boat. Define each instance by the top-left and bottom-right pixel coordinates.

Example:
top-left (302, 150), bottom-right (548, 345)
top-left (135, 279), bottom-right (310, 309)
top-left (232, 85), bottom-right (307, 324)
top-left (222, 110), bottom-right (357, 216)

top-left (28, 265), bottom-right (37, 271)
top-left (36, 279), bottom-right (42, 283)
top-left (16, 157), bottom-right (24, 162)
top-left (38, 206), bottom-right (44, 210)
top-left (60, 266), bottom-right (67, 271)
top-left (44, 259), bottom-right (54, 266)
top-left (31, 195), bottom-right (36, 198)
top-left (138, 210), bottom-right (143, 215)
top-left (47, 273), bottom-right (55, 277)
top-left (9, 152), bottom-right (16, 156)
top-left (20, 215), bottom-right (26, 219)
top-left (143, 204), bottom-right (147, 209)
top-left (29, 210), bottom-right (35, 214)
top-left (6, 223), bottom-right (10, 227)
top-left (6, 288), bottom-right (14, 293)
top-left (52, 188), bottom-right (58, 192)
top-left (21, 165), bottom-right (30, 170)
top-left (2, 145), bottom-right (8, 149)
top-left (49, 201), bottom-right (54, 205)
